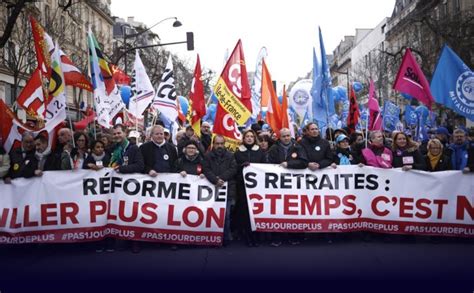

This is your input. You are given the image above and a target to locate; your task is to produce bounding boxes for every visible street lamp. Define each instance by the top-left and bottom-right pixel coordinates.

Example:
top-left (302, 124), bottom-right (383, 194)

top-left (122, 17), bottom-right (182, 74)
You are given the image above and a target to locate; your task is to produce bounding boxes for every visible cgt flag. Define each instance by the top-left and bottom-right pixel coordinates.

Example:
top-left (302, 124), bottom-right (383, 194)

top-left (431, 45), bottom-right (474, 120)
top-left (213, 40), bottom-right (252, 126)
top-left (393, 48), bottom-right (434, 109)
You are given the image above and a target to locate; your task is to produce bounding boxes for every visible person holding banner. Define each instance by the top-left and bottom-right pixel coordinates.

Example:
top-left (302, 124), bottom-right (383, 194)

top-left (69, 131), bottom-right (89, 170)
top-left (268, 128), bottom-right (308, 170)
top-left (55, 128), bottom-right (76, 170)
top-left (423, 139), bottom-right (451, 172)
top-left (447, 128), bottom-right (473, 172)
top-left (361, 130), bottom-right (393, 168)
top-left (331, 134), bottom-right (359, 166)
top-left (299, 122), bottom-right (333, 171)
top-left (176, 140), bottom-right (204, 177)
top-left (3, 132), bottom-right (36, 183)
top-left (234, 129), bottom-right (266, 247)
top-left (34, 135), bottom-right (60, 175)
top-left (391, 132), bottom-right (425, 171)
top-left (267, 128), bottom-right (308, 246)
top-left (83, 140), bottom-right (110, 170)
top-left (202, 135), bottom-right (237, 246)
top-left (109, 124), bottom-right (144, 174)
top-left (140, 125), bottom-right (178, 176)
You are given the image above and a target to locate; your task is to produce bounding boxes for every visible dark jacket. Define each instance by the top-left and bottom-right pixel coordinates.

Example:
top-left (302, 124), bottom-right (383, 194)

top-left (234, 144), bottom-right (266, 181)
top-left (140, 141), bottom-right (178, 173)
top-left (117, 143), bottom-right (144, 174)
top-left (82, 153), bottom-right (111, 169)
top-left (203, 149), bottom-right (237, 200)
top-left (203, 149), bottom-right (237, 184)
top-left (268, 140), bottom-right (308, 169)
top-left (175, 154), bottom-right (203, 175)
top-left (392, 148), bottom-right (426, 170)
top-left (5, 148), bottom-right (36, 179)
top-left (423, 154), bottom-right (452, 172)
top-left (200, 133), bottom-right (212, 152)
top-left (299, 135), bottom-right (333, 168)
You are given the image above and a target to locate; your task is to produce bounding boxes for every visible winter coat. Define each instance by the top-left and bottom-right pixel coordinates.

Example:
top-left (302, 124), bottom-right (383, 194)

top-left (299, 135), bottom-right (333, 168)
top-left (140, 141), bottom-right (177, 173)
top-left (268, 141), bottom-right (308, 169)
top-left (392, 147), bottom-right (426, 170)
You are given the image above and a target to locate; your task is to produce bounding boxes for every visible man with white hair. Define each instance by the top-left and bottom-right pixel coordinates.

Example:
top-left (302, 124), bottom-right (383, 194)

top-left (140, 125), bottom-right (178, 176)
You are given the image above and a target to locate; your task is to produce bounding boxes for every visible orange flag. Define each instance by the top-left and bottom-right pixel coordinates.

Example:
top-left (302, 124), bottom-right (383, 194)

top-left (262, 59), bottom-right (282, 135)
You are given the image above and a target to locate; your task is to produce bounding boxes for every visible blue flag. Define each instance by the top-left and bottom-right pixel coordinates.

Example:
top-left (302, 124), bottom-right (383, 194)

top-left (382, 101), bottom-right (400, 132)
top-left (431, 45), bottom-right (474, 120)
top-left (404, 105), bottom-right (418, 126)
top-left (311, 27), bottom-right (335, 125)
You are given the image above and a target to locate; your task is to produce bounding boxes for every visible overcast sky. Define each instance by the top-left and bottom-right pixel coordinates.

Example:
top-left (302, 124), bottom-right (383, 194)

top-left (111, 0), bottom-right (396, 90)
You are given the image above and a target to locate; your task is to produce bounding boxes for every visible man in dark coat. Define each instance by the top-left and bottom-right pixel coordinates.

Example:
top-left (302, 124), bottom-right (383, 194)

top-left (202, 135), bottom-right (237, 245)
top-left (33, 135), bottom-right (60, 175)
top-left (110, 124), bottom-right (144, 174)
top-left (200, 122), bottom-right (212, 152)
top-left (268, 128), bottom-right (308, 169)
top-left (299, 122), bottom-right (333, 170)
top-left (4, 132), bottom-right (36, 183)
top-left (140, 125), bottom-right (178, 176)
top-left (177, 126), bottom-right (206, 156)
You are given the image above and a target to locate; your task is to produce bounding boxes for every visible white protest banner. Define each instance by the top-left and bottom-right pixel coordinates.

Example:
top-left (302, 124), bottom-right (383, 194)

top-left (243, 164), bottom-right (474, 237)
top-left (0, 169), bottom-right (226, 245)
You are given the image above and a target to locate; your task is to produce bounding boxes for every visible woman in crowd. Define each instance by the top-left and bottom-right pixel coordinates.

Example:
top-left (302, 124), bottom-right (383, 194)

top-left (234, 130), bottom-right (266, 247)
top-left (176, 140), bottom-right (204, 177)
top-left (83, 140), bottom-right (110, 170)
top-left (257, 133), bottom-right (273, 162)
top-left (331, 134), bottom-right (359, 167)
top-left (391, 131), bottom-right (425, 171)
top-left (423, 138), bottom-right (451, 172)
top-left (361, 130), bottom-right (393, 168)
top-left (70, 131), bottom-right (89, 170)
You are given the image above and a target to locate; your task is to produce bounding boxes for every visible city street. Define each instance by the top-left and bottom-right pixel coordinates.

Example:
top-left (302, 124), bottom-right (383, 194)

top-left (1, 236), bottom-right (473, 281)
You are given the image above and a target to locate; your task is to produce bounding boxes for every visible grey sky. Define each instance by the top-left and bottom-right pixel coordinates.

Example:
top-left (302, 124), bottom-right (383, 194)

top-left (112, 0), bottom-right (396, 89)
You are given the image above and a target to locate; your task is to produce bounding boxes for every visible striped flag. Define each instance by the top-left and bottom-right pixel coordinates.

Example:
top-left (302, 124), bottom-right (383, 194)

top-left (152, 56), bottom-right (178, 123)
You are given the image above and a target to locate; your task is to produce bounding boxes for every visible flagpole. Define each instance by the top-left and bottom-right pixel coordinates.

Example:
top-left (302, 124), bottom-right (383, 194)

top-left (365, 108), bottom-right (369, 148)
top-left (66, 103), bottom-right (75, 148)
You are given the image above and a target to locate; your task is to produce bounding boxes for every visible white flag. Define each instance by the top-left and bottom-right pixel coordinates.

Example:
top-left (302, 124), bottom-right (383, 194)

top-left (44, 41), bottom-right (67, 129)
top-left (87, 28), bottom-right (124, 128)
top-left (129, 51), bottom-right (155, 119)
top-left (152, 56), bottom-right (178, 123)
top-left (251, 47), bottom-right (267, 121)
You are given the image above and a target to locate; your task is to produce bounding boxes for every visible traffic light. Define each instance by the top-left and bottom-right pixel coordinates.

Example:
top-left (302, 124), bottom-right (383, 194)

top-left (186, 32), bottom-right (194, 51)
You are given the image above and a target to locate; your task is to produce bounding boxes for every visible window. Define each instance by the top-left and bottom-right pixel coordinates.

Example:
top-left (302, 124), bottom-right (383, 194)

top-left (453, 0), bottom-right (461, 12)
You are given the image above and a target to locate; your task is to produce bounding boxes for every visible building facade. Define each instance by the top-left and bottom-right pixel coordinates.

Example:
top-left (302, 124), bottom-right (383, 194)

top-left (0, 0), bottom-right (114, 120)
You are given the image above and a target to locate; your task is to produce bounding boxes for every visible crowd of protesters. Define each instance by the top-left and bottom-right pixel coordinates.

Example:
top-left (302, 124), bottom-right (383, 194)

top-left (1, 119), bottom-right (473, 252)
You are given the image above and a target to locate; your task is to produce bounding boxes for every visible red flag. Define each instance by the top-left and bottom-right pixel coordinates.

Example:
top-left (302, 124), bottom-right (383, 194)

top-left (110, 64), bottom-right (131, 86)
top-left (30, 16), bottom-right (52, 79)
top-left (393, 48), bottom-right (434, 109)
top-left (213, 39), bottom-right (252, 126)
top-left (368, 79), bottom-right (382, 131)
top-left (347, 86), bottom-right (360, 134)
top-left (213, 40), bottom-right (252, 151)
top-left (16, 68), bottom-right (46, 117)
top-left (60, 53), bottom-right (93, 92)
top-left (189, 55), bottom-right (206, 135)
top-left (262, 59), bottom-right (282, 134)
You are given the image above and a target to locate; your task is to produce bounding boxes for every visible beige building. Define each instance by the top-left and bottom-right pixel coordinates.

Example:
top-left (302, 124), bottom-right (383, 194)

top-left (0, 0), bottom-right (114, 120)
